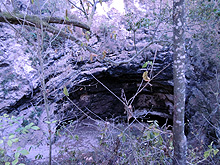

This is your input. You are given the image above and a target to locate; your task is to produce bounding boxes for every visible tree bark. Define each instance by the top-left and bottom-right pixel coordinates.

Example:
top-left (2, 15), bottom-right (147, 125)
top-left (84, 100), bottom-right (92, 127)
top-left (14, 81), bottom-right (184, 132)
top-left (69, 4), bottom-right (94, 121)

top-left (173, 0), bottom-right (187, 164)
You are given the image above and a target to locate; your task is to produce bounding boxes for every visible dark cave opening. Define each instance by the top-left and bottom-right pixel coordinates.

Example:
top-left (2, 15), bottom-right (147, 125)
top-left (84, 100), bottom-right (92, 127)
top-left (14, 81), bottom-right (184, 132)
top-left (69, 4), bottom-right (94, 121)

top-left (59, 65), bottom-right (176, 131)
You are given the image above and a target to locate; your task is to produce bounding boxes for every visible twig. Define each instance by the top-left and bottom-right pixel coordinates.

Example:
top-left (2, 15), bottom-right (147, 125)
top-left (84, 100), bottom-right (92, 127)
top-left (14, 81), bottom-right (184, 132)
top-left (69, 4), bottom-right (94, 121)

top-left (105, 40), bottom-right (169, 65)
top-left (89, 72), bottom-right (125, 105)
top-left (128, 63), bottom-right (171, 105)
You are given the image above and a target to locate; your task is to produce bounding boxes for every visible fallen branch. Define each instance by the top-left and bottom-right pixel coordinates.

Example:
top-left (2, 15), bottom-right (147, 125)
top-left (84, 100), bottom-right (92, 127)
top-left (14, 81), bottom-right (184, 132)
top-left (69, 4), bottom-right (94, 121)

top-left (0, 11), bottom-right (90, 30)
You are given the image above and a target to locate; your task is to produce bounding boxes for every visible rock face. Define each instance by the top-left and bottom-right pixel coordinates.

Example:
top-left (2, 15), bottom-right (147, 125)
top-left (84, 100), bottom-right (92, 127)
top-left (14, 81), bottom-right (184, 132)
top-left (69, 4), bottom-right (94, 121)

top-left (0, 0), bottom-right (219, 162)
top-left (185, 42), bottom-right (220, 146)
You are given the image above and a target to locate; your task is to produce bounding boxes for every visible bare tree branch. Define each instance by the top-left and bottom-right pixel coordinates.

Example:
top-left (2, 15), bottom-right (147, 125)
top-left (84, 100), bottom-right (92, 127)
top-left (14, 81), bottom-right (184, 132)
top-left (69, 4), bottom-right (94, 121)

top-left (0, 12), bottom-right (90, 30)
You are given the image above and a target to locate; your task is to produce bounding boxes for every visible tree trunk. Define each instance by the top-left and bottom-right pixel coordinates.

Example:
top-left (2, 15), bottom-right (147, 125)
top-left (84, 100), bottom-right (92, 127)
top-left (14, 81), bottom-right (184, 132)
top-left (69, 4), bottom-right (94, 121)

top-left (173, 0), bottom-right (187, 164)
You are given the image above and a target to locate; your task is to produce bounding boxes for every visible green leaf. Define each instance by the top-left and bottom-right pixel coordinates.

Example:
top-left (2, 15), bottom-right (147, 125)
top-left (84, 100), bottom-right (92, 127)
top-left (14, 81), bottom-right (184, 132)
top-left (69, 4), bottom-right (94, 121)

top-left (17, 146), bottom-right (21, 151)
top-left (7, 140), bottom-right (13, 147)
top-left (122, 135), bottom-right (126, 142)
top-left (18, 164), bottom-right (25, 165)
top-left (31, 126), bottom-right (40, 130)
top-left (65, 16), bottom-right (70, 21)
top-left (153, 131), bottom-right (159, 136)
top-left (85, 35), bottom-right (89, 42)
top-left (45, 121), bottom-right (51, 124)
top-left (20, 149), bottom-right (29, 156)
top-left (63, 86), bottom-right (69, 96)
top-left (31, 0), bottom-right (34, 4)
top-left (11, 138), bottom-right (19, 143)
top-left (0, 140), bottom-right (3, 144)
top-left (15, 152), bottom-right (20, 159)
top-left (5, 162), bottom-right (10, 165)
top-left (12, 158), bottom-right (18, 165)
top-left (25, 123), bottom-right (34, 129)
top-left (113, 34), bottom-right (117, 40)
top-left (3, 114), bottom-right (9, 118)
top-left (204, 150), bottom-right (210, 159)
top-left (52, 120), bottom-right (57, 124)
top-left (74, 135), bottom-right (79, 141)
top-left (214, 149), bottom-right (219, 155)
top-left (142, 61), bottom-right (152, 68)
top-left (22, 129), bottom-right (29, 134)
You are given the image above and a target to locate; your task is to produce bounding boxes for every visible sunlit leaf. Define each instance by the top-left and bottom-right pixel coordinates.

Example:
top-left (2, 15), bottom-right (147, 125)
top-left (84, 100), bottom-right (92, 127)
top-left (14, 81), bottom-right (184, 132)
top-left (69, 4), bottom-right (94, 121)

top-left (31, 126), bottom-right (40, 130)
top-left (214, 149), bottom-right (219, 155)
top-left (209, 141), bottom-right (213, 148)
top-left (20, 149), bottom-right (29, 155)
top-left (142, 61), bottom-right (153, 68)
top-left (9, 134), bottom-right (15, 139)
top-left (0, 140), bottom-right (3, 144)
top-left (204, 150), bottom-right (210, 159)
top-left (52, 120), bottom-right (57, 124)
top-left (22, 129), bottom-right (29, 134)
top-left (3, 114), bottom-right (9, 118)
top-left (15, 152), bottom-right (20, 159)
top-left (17, 146), bottom-right (21, 151)
top-left (11, 138), bottom-right (19, 143)
top-left (63, 86), bottom-right (69, 96)
top-left (7, 140), bottom-right (12, 147)
top-left (12, 158), bottom-right (18, 165)
top-left (45, 121), bottom-right (51, 124)
top-left (25, 123), bottom-right (34, 129)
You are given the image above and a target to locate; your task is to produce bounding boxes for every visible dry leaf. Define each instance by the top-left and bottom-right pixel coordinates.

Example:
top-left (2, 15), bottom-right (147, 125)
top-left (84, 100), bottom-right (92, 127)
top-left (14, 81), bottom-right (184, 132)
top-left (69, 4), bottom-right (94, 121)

top-left (142, 71), bottom-right (150, 81)
top-left (67, 26), bottom-right (73, 34)
top-left (90, 54), bottom-right (98, 62)
top-left (102, 50), bottom-right (106, 59)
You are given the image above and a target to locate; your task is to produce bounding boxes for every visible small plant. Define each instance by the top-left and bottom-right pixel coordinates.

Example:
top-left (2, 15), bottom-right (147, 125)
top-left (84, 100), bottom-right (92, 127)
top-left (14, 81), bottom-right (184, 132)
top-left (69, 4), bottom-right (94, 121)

top-left (0, 114), bottom-right (40, 165)
top-left (203, 142), bottom-right (219, 160)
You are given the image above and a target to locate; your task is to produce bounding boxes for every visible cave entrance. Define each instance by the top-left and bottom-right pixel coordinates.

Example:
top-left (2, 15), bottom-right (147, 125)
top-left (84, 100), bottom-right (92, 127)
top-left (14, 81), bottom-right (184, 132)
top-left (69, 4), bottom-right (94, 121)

top-left (64, 65), bottom-right (174, 128)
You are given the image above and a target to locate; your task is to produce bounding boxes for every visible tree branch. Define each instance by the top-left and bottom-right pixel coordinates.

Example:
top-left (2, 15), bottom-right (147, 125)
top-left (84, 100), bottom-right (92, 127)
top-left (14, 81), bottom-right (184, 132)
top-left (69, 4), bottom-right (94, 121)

top-left (0, 12), bottom-right (90, 31)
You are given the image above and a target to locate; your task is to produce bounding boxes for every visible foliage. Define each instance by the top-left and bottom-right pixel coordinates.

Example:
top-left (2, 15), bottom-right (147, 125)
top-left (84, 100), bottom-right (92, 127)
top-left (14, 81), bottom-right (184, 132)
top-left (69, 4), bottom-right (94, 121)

top-left (203, 142), bottom-right (219, 160)
top-left (0, 114), bottom-right (40, 165)
top-left (95, 120), bottom-right (173, 164)
top-left (186, 0), bottom-right (220, 57)
top-left (125, 12), bottom-right (151, 32)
